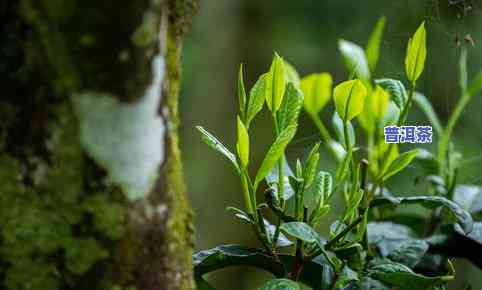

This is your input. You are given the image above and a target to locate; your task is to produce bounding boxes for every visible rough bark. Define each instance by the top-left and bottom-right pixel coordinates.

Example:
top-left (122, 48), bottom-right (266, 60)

top-left (0, 0), bottom-right (198, 290)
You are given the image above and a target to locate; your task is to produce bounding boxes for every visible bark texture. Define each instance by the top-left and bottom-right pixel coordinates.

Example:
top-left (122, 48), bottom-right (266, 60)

top-left (0, 0), bottom-right (198, 289)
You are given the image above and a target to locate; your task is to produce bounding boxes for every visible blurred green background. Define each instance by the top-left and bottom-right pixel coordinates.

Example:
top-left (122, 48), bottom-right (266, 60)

top-left (180, 0), bottom-right (482, 289)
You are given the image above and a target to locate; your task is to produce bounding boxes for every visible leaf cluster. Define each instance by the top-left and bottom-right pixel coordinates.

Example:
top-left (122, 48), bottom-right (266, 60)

top-left (195, 18), bottom-right (482, 290)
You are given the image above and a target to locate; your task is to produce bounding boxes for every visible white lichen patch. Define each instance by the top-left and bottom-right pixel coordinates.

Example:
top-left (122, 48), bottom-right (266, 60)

top-left (73, 56), bottom-right (166, 201)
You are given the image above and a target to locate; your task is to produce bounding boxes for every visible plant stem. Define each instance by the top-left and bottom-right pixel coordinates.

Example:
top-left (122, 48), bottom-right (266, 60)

top-left (291, 208), bottom-right (308, 280)
top-left (438, 91), bottom-right (472, 177)
top-left (242, 167), bottom-right (258, 219)
top-left (240, 171), bottom-right (254, 215)
top-left (271, 113), bottom-right (286, 248)
top-left (325, 216), bottom-right (364, 250)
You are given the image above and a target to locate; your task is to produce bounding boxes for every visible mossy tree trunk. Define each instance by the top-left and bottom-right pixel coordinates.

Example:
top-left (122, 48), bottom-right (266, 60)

top-left (0, 1), bottom-right (198, 290)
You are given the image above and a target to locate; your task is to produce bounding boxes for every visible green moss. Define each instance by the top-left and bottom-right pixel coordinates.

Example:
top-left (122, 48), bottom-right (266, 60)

top-left (82, 194), bottom-right (125, 239)
top-left (163, 24), bottom-right (195, 290)
top-left (168, 0), bottom-right (200, 36)
top-left (0, 104), bottom-right (126, 290)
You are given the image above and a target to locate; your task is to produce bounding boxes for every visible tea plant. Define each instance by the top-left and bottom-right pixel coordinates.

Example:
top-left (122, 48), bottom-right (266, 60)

top-left (194, 18), bottom-right (482, 290)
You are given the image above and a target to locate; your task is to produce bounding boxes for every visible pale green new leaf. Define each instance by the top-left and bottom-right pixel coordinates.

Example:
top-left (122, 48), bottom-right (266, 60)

top-left (339, 39), bottom-right (371, 81)
top-left (303, 143), bottom-right (320, 188)
top-left (305, 171), bottom-right (332, 208)
top-left (259, 279), bottom-right (300, 290)
top-left (301, 73), bottom-right (333, 115)
top-left (246, 74), bottom-right (267, 127)
top-left (196, 126), bottom-right (239, 171)
top-left (255, 125), bottom-right (297, 186)
top-left (405, 22), bottom-right (427, 84)
top-left (236, 116), bottom-right (250, 167)
top-left (335, 148), bottom-right (352, 184)
top-left (266, 157), bottom-right (295, 200)
top-left (278, 83), bottom-right (304, 130)
top-left (238, 63), bottom-right (247, 119)
top-left (280, 222), bottom-right (323, 248)
top-left (372, 86), bottom-right (390, 119)
top-left (366, 16), bottom-right (386, 73)
top-left (381, 149), bottom-right (419, 181)
top-left (332, 112), bottom-right (355, 147)
top-left (226, 206), bottom-right (253, 224)
top-left (265, 53), bottom-right (286, 112)
top-left (284, 61), bottom-right (301, 86)
top-left (413, 92), bottom-right (442, 134)
top-left (374, 79), bottom-right (408, 109)
top-left (334, 79), bottom-right (368, 121)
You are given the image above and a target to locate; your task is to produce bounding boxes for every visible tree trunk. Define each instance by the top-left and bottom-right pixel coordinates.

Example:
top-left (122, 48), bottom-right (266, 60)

top-left (0, 1), bottom-right (198, 290)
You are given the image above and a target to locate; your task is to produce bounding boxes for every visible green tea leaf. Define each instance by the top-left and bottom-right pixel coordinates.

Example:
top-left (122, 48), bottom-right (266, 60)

top-left (334, 79), bottom-right (368, 122)
top-left (432, 223), bottom-right (482, 267)
top-left (468, 69), bottom-right (482, 97)
top-left (357, 277), bottom-right (390, 290)
top-left (193, 244), bottom-right (285, 277)
top-left (413, 149), bottom-right (439, 175)
top-left (388, 239), bottom-right (429, 268)
top-left (236, 116), bottom-right (250, 167)
top-left (238, 63), bottom-right (247, 119)
top-left (303, 143), bottom-right (321, 188)
top-left (255, 125), bottom-right (297, 186)
top-left (380, 149), bottom-right (419, 181)
top-left (366, 16), bottom-right (386, 73)
top-left (405, 22), bottom-right (427, 84)
top-left (371, 86), bottom-right (390, 120)
top-left (345, 189), bottom-right (365, 220)
top-left (266, 53), bottom-right (286, 112)
top-left (259, 279), bottom-right (300, 290)
top-left (335, 148), bottom-right (352, 184)
top-left (264, 219), bottom-right (294, 247)
top-left (246, 74), bottom-right (267, 127)
top-left (413, 92), bottom-right (442, 134)
top-left (454, 222), bottom-right (482, 245)
top-left (332, 112), bottom-right (355, 147)
top-left (280, 222), bottom-right (323, 248)
top-left (196, 126), bottom-right (239, 171)
top-left (266, 157), bottom-right (295, 200)
top-left (328, 140), bottom-right (347, 161)
top-left (284, 61), bottom-right (301, 86)
top-left (278, 255), bottom-right (335, 290)
top-left (368, 259), bottom-right (453, 290)
top-left (368, 222), bottom-right (416, 256)
top-left (339, 39), bottom-right (371, 81)
top-left (305, 171), bottom-right (332, 208)
top-left (374, 79), bottom-right (408, 109)
top-left (278, 83), bottom-right (304, 130)
top-left (453, 185), bottom-right (482, 214)
top-left (334, 265), bottom-right (359, 289)
top-left (226, 206), bottom-right (253, 224)
top-left (195, 246), bottom-right (334, 290)
top-left (371, 196), bottom-right (473, 234)
top-left (301, 73), bottom-right (333, 115)
top-left (381, 102), bottom-right (401, 128)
